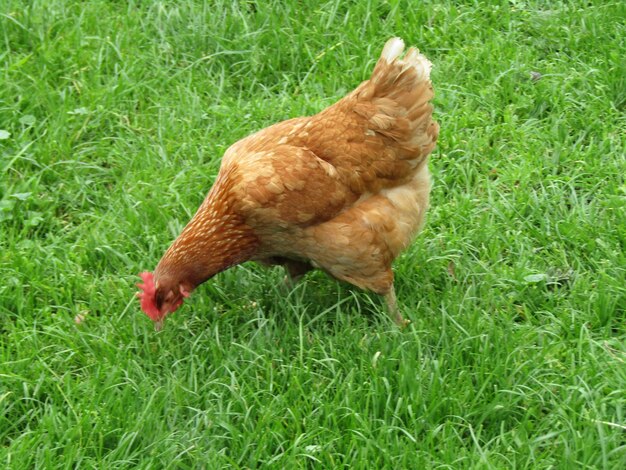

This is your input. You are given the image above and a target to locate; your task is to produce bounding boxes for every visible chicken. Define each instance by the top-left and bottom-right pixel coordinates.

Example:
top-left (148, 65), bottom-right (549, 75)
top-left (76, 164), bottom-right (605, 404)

top-left (137, 38), bottom-right (439, 329)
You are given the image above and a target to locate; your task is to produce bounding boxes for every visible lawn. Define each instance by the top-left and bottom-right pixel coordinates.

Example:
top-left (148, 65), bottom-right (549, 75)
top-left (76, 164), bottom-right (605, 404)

top-left (1, 0), bottom-right (625, 468)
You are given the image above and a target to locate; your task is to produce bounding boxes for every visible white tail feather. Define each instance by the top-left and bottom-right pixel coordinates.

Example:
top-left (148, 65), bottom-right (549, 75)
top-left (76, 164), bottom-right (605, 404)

top-left (380, 37), bottom-right (432, 81)
top-left (380, 38), bottom-right (405, 62)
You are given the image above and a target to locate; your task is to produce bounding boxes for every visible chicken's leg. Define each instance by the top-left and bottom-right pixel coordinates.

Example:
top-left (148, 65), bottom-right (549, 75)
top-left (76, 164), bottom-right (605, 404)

top-left (283, 260), bottom-right (312, 288)
top-left (384, 284), bottom-right (410, 327)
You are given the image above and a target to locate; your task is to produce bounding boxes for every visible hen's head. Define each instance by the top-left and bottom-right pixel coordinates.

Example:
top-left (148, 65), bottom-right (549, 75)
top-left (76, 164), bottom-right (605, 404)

top-left (137, 272), bottom-right (190, 330)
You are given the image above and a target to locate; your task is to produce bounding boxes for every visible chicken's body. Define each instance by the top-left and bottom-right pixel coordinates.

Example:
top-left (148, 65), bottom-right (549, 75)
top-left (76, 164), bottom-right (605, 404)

top-left (141, 38), bottom-right (439, 327)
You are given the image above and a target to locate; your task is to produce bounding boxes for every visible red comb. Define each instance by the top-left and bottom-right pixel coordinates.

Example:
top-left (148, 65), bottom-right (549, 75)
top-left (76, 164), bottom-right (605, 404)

top-left (136, 272), bottom-right (161, 321)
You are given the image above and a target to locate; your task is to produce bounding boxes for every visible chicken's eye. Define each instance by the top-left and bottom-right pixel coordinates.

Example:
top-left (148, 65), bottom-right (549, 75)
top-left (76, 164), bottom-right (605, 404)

top-left (155, 290), bottom-right (169, 310)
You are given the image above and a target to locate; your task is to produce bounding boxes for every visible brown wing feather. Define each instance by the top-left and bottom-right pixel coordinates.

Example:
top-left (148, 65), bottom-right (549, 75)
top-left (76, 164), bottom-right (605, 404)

top-left (232, 145), bottom-right (355, 228)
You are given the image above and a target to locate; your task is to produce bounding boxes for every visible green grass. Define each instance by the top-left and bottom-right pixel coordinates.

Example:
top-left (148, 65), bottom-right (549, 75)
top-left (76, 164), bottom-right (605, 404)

top-left (1, 0), bottom-right (625, 467)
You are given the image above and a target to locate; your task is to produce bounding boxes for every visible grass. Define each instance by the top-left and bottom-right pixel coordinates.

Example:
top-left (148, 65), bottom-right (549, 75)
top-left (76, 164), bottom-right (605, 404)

top-left (1, 0), bottom-right (625, 467)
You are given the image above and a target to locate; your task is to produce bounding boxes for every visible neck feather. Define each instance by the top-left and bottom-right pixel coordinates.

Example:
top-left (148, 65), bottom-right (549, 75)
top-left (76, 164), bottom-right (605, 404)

top-left (155, 173), bottom-right (258, 288)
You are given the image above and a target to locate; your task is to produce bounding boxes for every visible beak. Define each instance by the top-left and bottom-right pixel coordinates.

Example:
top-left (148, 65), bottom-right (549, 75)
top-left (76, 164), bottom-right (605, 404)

top-left (154, 319), bottom-right (164, 331)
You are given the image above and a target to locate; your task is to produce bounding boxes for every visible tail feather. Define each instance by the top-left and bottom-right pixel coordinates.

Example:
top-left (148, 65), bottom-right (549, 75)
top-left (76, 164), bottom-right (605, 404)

top-left (371, 38), bottom-right (433, 90)
top-left (358, 37), bottom-right (437, 156)
top-left (310, 37), bottom-right (439, 193)
top-left (380, 37), bottom-right (405, 62)
top-left (402, 46), bottom-right (432, 82)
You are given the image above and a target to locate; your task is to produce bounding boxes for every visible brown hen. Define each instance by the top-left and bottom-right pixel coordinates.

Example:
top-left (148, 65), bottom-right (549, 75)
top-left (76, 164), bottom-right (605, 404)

top-left (138, 38), bottom-right (439, 329)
